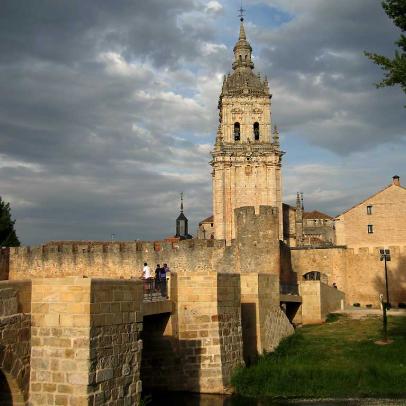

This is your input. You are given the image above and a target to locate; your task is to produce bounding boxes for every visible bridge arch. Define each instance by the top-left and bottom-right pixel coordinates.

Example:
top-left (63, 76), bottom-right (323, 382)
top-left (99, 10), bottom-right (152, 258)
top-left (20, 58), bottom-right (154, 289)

top-left (0, 367), bottom-right (25, 405)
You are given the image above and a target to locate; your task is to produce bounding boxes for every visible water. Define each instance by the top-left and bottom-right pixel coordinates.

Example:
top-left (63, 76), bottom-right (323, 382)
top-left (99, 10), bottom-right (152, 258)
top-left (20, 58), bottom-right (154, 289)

top-left (145, 392), bottom-right (406, 406)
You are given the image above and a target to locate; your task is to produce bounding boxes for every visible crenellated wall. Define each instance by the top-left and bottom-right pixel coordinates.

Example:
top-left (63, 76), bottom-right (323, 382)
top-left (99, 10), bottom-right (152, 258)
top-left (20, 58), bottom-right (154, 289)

top-left (6, 206), bottom-right (284, 283)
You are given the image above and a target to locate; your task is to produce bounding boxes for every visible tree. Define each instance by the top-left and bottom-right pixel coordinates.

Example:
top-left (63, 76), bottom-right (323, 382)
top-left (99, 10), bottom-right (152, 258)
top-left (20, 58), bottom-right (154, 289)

top-left (0, 197), bottom-right (20, 247)
top-left (365, 0), bottom-right (406, 97)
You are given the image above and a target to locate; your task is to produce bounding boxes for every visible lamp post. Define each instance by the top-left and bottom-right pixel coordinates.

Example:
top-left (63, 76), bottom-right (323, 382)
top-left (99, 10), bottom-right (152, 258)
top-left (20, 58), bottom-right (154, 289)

top-left (379, 248), bottom-right (391, 342)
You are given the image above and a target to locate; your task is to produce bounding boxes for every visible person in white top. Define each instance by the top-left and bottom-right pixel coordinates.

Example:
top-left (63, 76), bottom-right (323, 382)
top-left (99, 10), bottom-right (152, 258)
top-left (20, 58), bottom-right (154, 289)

top-left (142, 262), bottom-right (152, 279)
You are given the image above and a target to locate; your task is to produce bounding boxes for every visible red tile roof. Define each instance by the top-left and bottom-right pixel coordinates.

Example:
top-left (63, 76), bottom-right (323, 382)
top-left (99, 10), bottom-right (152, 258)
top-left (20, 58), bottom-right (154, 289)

top-left (303, 210), bottom-right (334, 220)
top-left (199, 215), bottom-right (213, 225)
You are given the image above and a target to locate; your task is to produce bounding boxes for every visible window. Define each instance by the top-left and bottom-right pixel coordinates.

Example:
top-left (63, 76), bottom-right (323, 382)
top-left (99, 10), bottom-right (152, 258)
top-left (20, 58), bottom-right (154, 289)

top-left (368, 224), bottom-right (373, 234)
top-left (303, 271), bottom-right (321, 281)
top-left (253, 122), bottom-right (260, 140)
top-left (367, 205), bottom-right (372, 215)
top-left (234, 122), bottom-right (240, 141)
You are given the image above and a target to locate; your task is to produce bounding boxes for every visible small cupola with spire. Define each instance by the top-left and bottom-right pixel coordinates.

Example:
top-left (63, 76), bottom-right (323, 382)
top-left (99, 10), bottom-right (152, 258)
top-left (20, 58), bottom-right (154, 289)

top-left (232, 19), bottom-right (254, 71)
top-left (175, 193), bottom-right (193, 240)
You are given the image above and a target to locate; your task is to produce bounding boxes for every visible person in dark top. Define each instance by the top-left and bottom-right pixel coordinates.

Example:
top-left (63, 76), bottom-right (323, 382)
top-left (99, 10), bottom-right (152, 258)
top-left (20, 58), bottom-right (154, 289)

top-left (155, 264), bottom-right (161, 292)
top-left (160, 263), bottom-right (170, 297)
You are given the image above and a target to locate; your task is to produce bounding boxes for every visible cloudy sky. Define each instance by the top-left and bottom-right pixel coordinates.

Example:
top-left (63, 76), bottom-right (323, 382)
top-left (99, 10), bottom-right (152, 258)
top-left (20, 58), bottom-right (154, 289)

top-left (0, 0), bottom-right (405, 245)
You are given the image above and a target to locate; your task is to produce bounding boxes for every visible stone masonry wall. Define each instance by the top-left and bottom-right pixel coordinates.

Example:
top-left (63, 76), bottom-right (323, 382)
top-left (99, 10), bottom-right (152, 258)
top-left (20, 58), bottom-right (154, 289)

top-left (141, 272), bottom-right (243, 394)
top-left (0, 281), bottom-right (31, 405)
top-left (29, 277), bottom-right (143, 406)
top-left (240, 273), bottom-right (293, 364)
top-left (6, 207), bottom-right (282, 281)
top-left (300, 281), bottom-right (345, 324)
top-left (236, 206), bottom-right (280, 275)
top-left (291, 246), bottom-right (406, 307)
top-left (89, 279), bottom-right (143, 405)
top-left (174, 271), bottom-right (243, 393)
top-left (7, 240), bottom-right (225, 280)
top-left (345, 246), bottom-right (406, 307)
top-left (291, 247), bottom-right (347, 293)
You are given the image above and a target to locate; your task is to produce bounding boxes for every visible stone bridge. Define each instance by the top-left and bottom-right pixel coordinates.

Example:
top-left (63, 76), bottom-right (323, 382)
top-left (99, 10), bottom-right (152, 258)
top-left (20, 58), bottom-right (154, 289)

top-left (0, 207), bottom-right (345, 405)
top-left (0, 271), bottom-right (296, 405)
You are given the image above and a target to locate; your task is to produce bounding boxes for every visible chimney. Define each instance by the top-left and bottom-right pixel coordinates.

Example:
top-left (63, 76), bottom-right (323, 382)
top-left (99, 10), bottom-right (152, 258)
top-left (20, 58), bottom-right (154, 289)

top-left (392, 175), bottom-right (400, 186)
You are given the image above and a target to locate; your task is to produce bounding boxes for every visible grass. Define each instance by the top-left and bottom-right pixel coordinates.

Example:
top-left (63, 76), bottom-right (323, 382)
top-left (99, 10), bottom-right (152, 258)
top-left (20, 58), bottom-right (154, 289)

top-left (231, 314), bottom-right (406, 399)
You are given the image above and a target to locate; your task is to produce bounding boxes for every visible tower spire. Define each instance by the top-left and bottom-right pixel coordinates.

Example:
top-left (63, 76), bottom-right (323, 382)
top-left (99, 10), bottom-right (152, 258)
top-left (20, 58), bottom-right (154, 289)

top-left (239, 20), bottom-right (246, 40)
top-left (180, 192), bottom-right (184, 213)
top-left (232, 4), bottom-right (253, 71)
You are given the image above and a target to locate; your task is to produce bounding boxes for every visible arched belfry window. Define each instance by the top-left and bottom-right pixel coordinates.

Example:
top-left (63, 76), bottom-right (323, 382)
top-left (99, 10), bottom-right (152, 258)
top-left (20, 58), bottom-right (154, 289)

top-left (253, 122), bottom-right (260, 141)
top-left (234, 122), bottom-right (240, 141)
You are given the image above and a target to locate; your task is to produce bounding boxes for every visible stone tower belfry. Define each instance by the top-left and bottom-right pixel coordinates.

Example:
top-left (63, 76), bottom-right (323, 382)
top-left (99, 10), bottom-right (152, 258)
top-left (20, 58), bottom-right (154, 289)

top-left (211, 19), bottom-right (284, 243)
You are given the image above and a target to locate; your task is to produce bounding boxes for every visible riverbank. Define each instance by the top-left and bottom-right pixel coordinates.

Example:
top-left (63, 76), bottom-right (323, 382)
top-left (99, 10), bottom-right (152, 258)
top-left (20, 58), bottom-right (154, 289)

top-left (231, 314), bottom-right (406, 399)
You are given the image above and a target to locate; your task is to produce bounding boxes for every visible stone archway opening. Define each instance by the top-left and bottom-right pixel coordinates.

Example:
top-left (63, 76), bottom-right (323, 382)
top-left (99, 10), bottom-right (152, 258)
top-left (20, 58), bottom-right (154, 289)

top-left (0, 369), bottom-right (25, 406)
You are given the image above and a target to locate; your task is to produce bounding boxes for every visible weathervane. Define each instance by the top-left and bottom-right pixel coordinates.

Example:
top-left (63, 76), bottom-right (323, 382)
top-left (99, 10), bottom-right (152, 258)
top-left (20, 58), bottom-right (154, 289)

top-left (238, 0), bottom-right (245, 21)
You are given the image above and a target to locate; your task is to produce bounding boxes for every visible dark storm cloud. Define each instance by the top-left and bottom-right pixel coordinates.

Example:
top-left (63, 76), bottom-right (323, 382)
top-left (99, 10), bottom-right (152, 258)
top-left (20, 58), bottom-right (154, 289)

top-left (0, 0), bottom-right (405, 244)
top-left (252, 0), bottom-right (405, 155)
top-left (0, 0), bottom-right (216, 244)
top-left (0, 0), bottom-right (206, 67)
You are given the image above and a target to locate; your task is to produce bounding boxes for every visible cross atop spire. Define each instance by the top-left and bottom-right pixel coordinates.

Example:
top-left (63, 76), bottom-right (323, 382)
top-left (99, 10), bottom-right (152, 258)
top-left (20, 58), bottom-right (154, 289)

top-left (238, 1), bottom-right (245, 22)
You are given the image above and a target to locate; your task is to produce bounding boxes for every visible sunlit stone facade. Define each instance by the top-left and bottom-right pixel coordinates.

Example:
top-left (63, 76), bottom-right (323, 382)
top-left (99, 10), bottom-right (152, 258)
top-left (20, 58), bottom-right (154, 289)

top-left (211, 21), bottom-right (283, 243)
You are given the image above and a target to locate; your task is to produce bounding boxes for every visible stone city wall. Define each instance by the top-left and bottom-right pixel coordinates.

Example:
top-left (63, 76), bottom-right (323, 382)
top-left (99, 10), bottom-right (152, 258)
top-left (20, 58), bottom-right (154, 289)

top-left (291, 246), bottom-right (406, 307)
top-left (29, 277), bottom-right (143, 406)
top-left (6, 206), bottom-right (284, 282)
top-left (345, 246), bottom-right (406, 307)
top-left (0, 280), bottom-right (31, 405)
top-left (290, 246), bottom-right (347, 292)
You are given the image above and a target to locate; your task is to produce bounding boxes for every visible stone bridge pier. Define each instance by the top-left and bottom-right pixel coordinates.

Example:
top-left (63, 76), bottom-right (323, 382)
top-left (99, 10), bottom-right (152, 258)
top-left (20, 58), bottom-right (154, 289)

top-left (0, 281), bottom-right (31, 405)
top-left (28, 277), bottom-right (144, 405)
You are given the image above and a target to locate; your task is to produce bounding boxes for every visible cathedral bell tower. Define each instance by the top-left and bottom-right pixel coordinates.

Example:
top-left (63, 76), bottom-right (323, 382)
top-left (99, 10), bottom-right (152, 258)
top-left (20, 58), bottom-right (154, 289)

top-left (210, 18), bottom-right (284, 243)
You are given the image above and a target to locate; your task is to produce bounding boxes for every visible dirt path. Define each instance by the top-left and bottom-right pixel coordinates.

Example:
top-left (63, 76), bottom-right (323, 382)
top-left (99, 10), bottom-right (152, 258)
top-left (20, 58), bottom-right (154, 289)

top-left (335, 308), bottom-right (406, 319)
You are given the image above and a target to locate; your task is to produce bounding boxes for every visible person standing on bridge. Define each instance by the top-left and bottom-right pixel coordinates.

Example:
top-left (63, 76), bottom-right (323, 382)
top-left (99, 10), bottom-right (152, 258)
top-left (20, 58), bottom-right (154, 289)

top-left (154, 264), bottom-right (162, 292)
top-left (159, 263), bottom-right (170, 298)
top-left (142, 262), bottom-right (153, 296)
top-left (142, 262), bottom-right (152, 279)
